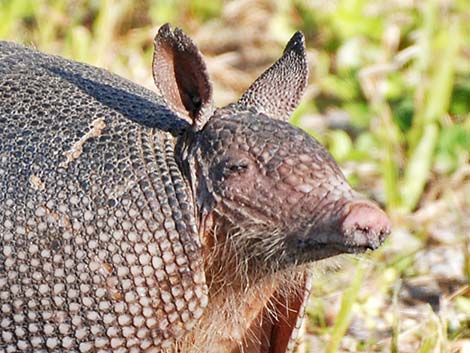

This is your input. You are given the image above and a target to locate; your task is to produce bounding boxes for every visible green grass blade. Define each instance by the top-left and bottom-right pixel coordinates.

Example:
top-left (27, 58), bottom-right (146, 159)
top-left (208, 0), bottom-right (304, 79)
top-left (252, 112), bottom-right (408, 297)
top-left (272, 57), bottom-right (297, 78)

top-left (423, 20), bottom-right (462, 125)
top-left (325, 262), bottom-right (366, 353)
top-left (418, 337), bottom-right (436, 353)
top-left (401, 19), bottom-right (462, 212)
top-left (400, 123), bottom-right (439, 212)
top-left (391, 280), bottom-right (401, 353)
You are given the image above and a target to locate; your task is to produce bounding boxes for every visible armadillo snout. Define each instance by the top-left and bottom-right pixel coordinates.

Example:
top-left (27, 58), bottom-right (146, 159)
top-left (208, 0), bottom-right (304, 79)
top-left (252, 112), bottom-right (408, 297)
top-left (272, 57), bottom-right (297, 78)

top-left (341, 202), bottom-right (391, 250)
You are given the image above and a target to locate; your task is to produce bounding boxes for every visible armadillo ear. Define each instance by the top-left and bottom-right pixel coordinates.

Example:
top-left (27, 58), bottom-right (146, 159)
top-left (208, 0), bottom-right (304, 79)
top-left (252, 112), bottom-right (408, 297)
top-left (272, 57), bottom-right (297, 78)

top-left (237, 32), bottom-right (308, 122)
top-left (153, 24), bottom-right (214, 129)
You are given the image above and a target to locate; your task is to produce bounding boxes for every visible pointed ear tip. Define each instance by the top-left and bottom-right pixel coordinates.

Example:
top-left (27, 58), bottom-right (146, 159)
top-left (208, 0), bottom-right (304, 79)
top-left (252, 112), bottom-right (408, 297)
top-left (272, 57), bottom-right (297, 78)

top-left (154, 24), bottom-right (195, 52)
top-left (293, 31), bottom-right (305, 41)
top-left (285, 31), bottom-right (307, 55)
top-left (159, 23), bottom-right (173, 34)
top-left (155, 23), bottom-right (172, 42)
top-left (159, 23), bottom-right (171, 30)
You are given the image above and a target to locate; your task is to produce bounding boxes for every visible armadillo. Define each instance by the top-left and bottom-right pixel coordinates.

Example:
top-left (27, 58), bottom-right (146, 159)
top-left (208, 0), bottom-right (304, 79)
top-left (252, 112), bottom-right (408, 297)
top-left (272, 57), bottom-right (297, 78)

top-left (0, 24), bottom-right (391, 353)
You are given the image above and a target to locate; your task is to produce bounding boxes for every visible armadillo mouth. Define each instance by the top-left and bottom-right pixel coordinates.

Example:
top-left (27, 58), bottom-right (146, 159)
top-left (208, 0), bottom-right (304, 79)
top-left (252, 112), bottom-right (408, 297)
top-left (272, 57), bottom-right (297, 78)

top-left (306, 224), bottom-right (388, 259)
top-left (286, 229), bottom-right (387, 265)
top-left (289, 201), bottom-right (390, 263)
top-left (330, 243), bottom-right (376, 254)
top-left (303, 242), bottom-right (373, 260)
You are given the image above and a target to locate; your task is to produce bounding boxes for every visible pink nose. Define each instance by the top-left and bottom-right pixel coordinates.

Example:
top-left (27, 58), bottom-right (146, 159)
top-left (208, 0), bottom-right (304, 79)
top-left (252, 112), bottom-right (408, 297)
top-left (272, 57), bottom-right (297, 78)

top-left (341, 202), bottom-right (391, 249)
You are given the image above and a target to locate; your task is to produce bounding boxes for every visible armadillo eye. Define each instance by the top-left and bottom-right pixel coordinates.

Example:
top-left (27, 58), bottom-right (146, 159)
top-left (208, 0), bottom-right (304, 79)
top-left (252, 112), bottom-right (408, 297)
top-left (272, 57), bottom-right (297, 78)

top-left (224, 162), bottom-right (249, 175)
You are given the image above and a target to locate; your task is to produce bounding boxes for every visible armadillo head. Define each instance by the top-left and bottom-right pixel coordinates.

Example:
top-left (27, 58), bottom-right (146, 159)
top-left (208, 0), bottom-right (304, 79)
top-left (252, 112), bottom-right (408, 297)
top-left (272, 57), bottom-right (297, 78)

top-left (191, 109), bottom-right (390, 272)
top-left (153, 25), bottom-right (391, 276)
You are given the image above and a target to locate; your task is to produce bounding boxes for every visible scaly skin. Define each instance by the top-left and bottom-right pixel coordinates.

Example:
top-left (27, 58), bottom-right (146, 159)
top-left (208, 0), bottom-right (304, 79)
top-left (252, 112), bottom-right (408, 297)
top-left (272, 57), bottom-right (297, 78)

top-left (0, 24), bottom-right (390, 353)
top-left (0, 41), bottom-right (207, 352)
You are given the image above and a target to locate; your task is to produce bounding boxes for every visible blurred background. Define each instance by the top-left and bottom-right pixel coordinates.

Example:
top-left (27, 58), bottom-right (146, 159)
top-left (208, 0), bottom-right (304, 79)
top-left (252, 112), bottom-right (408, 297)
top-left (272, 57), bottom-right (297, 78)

top-left (1, 0), bottom-right (469, 352)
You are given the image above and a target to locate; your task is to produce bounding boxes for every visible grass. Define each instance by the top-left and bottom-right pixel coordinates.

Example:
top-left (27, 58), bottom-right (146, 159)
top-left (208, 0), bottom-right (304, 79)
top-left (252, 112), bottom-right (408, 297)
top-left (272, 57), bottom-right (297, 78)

top-left (325, 262), bottom-right (367, 353)
top-left (1, 0), bottom-right (469, 352)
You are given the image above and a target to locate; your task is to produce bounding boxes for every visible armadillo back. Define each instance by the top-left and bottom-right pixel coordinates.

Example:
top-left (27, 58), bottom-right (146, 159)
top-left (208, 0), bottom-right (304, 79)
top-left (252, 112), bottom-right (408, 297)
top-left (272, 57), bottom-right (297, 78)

top-left (0, 42), bottom-right (207, 352)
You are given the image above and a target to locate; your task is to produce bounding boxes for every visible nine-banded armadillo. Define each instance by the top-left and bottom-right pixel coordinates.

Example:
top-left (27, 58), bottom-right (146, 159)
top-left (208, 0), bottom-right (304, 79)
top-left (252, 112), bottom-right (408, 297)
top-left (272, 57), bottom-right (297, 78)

top-left (0, 24), bottom-right (391, 353)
